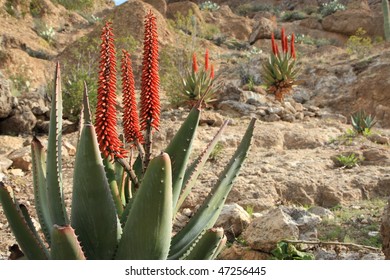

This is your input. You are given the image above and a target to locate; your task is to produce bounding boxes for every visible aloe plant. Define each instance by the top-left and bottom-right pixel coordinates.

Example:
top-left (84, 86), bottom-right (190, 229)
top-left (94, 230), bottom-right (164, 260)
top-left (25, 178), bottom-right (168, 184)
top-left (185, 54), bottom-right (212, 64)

top-left (0, 12), bottom-right (255, 260)
top-left (262, 28), bottom-right (299, 102)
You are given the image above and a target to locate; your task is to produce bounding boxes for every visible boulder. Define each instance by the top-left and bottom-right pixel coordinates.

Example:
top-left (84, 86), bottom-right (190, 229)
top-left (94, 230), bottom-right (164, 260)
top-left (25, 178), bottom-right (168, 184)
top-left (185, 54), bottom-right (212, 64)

top-left (0, 105), bottom-right (37, 135)
top-left (282, 206), bottom-right (322, 240)
top-left (381, 199), bottom-right (390, 260)
top-left (243, 207), bottom-right (299, 252)
top-left (7, 146), bottom-right (32, 171)
top-left (217, 100), bottom-right (256, 117)
top-left (321, 8), bottom-right (382, 38)
top-left (308, 206), bottom-right (335, 220)
top-left (249, 17), bottom-right (276, 44)
top-left (215, 203), bottom-right (251, 241)
top-left (203, 5), bottom-right (254, 41)
top-left (167, 1), bottom-right (204, 23)
top-left (142, 0), bottom-right (167, 16)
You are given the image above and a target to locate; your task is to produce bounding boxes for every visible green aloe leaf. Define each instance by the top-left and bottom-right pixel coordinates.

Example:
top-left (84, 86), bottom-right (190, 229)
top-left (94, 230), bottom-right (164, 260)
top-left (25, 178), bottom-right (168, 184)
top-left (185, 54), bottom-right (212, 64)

top-left (103, 157), bottom-right (124, 217)
top-left (185, 228), bottom-right (226, 260)
top-left (46, 62), bottom-right (68, 226)
top-left (31, 137), bottom-right (51, 243)
top-left (0, 183), bottom-right (48, 259)
top-left (71, 86), bottom-right (119, 260)
top-left (51, 225), bottom-right (86, 260)
top-left (169, 118), bottom-right (256, 259)
top-left (175, 120), bottom-right (229, 213)
top-left (165, 106), bottom-right (201, 210)
top-left (115, 153), bottom-right (172, 260)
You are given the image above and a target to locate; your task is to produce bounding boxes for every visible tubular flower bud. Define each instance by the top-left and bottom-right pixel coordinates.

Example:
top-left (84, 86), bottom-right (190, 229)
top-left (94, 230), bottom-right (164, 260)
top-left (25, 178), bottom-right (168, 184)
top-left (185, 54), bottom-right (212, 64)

top-left (210, 64), bottom-right (214, 79)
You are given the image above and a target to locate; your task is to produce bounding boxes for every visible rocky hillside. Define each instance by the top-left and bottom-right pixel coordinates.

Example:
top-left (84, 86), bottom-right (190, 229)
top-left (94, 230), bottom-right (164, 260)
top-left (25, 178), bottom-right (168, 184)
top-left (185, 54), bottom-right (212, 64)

top-left (1, 0), bottom-right (390, 260)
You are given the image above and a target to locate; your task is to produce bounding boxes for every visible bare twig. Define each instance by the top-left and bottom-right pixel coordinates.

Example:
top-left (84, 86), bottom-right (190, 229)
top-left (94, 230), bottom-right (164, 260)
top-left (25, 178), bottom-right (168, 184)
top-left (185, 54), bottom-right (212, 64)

top-left (282, 239), bottom-right (381, 252)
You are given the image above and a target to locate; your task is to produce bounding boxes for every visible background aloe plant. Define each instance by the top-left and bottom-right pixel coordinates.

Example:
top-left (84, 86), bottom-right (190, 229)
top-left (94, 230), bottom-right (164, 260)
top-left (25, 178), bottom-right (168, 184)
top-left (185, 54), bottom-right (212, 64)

top-left (0, 12), bottom-right (255, 260)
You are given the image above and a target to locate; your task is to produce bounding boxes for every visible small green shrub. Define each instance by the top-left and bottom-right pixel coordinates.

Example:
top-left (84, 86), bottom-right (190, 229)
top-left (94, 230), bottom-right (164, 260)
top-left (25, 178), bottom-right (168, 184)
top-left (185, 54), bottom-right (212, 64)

top-left (319, 0), bottom-right (346, 17)
top-left (346, 28), bottom-right (373, 58)
top-left (351, 110), bottom-right (376, 134)
top-left (4, 0), bottom-right (29, 18)
top-left (29, 0), bottom-right (44, 17)
top-left (336, 153), bottom-right (363, 168)
top-left (199, 1), bottom-right (220, 11)
top-left (280, 10), bottom-right (308, 22)
top-left (294, 33), bottom-right (332, 47)
top-left (271, 242), bottom-right (314, 260)
top-left (51, 0), bottom-right (94, 11)
top-left (236, 3), bottom-right (279, 16)
top-left (9, 72), bottom-right (30, 96)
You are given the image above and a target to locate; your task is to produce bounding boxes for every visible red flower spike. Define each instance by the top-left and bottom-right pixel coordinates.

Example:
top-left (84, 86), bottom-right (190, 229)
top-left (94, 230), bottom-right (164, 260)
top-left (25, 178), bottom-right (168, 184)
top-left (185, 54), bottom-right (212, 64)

top-left (210, 64), bottom-right (214, 79)
top-left (95, 22), bottom-right (127, 160)
top-left (271, 33), bottom-right (279, 56)
top-left (192, 52), bottom-right (198, 73)
top-left (121, 50), bottom-right (144, 146)
top-left (274, 42), bottom-right (280, 57)
top-left (140, 11), bottom-right (160, 132)
top-left (281, 28), bottom-right (286, 53)
top-left (204, 49), bottom-right (209, 71)
top-left (290, 33), bottom-right (296, 59)
top-left (284, 33), bottom-right (288, 54)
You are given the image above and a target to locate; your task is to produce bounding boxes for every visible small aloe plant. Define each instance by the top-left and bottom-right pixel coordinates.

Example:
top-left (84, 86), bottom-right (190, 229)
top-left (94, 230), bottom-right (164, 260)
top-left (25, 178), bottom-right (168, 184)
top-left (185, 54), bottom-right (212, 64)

top-left (181, 49), bottom-right (217, 107)
top-left (0, 12), bottom-right (255, 260)
top-left (351, 110), bottom-right (376, 135)
top-left (262, 28), bottom-right (299, 102)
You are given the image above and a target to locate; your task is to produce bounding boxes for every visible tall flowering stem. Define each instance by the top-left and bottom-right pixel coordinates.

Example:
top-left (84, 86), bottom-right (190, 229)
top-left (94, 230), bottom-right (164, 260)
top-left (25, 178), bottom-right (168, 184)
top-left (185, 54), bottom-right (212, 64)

top-left (95, 22), bottom-right (127, 160)
top-left (121, 50), bottom-right (144, 147)
top-left (140, 11), bottom-right (160, 169)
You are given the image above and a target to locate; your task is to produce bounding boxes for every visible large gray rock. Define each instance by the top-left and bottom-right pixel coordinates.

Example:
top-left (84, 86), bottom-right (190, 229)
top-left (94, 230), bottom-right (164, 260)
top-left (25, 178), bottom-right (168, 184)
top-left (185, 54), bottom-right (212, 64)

top-left (215, 203), bottom-right (251, 241)
top-left (243, 207), bottom-right (299, 252)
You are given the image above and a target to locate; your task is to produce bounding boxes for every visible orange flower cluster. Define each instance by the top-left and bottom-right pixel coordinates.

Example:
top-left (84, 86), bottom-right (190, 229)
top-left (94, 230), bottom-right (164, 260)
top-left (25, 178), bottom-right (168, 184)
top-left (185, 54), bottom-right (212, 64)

top-left (140, 11), bottom-right (160, 132)
top-left (121, 50), bottom-right (144, 146)
top-left (95, 22), bottom-right (127, 160)
top-left (271, 28), bottom-right (296, 59)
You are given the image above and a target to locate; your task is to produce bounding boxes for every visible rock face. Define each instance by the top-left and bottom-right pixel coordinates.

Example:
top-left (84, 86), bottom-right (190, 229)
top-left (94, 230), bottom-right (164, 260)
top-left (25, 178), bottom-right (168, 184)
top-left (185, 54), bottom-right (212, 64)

top-left (142, 0), bottom-right (167, 16)
top-left (0, 105), bottom-right (36, 135)
top-left (321, 8), bottom-right (382, 38)
top-left (203, 5), bottom-right (254, 41)
top-left (381, 199), bottom-right (390, 260)
top-left (249, 17), bottom-right (276, 44)
top-left (215, 203), bottom-right (251, 241)
top-left (167, 0), bottom-right (204, 23)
